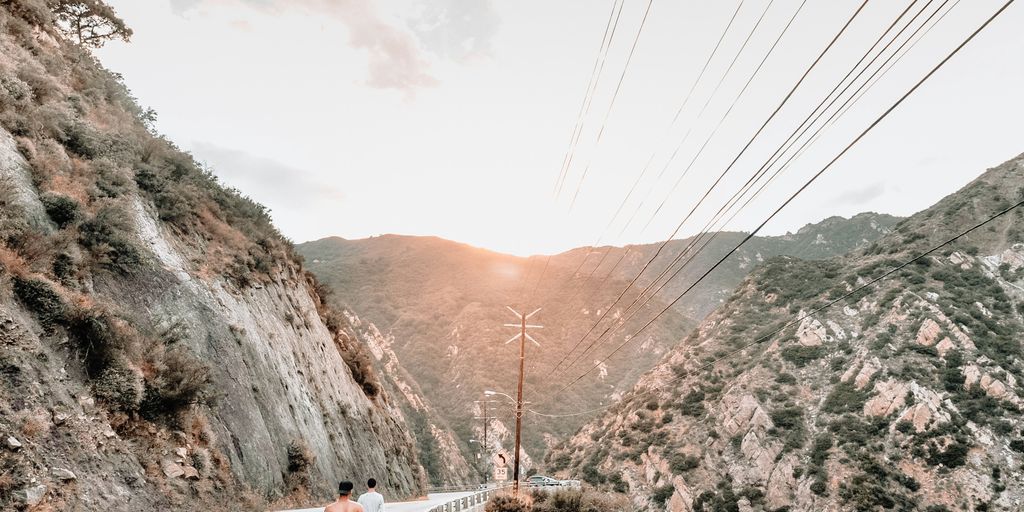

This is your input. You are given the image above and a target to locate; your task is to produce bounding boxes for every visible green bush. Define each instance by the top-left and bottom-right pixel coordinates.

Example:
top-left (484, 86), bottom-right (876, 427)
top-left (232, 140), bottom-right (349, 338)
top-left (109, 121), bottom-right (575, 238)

top-left (93, 359), bottom-right (143, 412)
top-left (926, 439), bottom-right (969, 468)
top-left (68, 307), bottom-right (129, 376)
top-left (52, 253), bottom-right (75, 283)
top-left (775, 372), bottom-right (797, 385)
top-left (677, 389), bottom-right (705, 417)
top-left (651, 484), bottom-right (675, 506)
top-left (140, 347), bottom-right (212, 419)
top-left (821, 381), bottom-right (871, 414)
top-left (771, 406), bottom-right (807, 452)
top-left (40, 192), bottom-right (80, 228)
top-left (79, 206), bottom-right (143, 272)
top-left (11, 275), bottom-right (67, 329)
top-left (781, 344), bottom-right (826, 367)
top-left (668, 452), bottom-right (700, 474)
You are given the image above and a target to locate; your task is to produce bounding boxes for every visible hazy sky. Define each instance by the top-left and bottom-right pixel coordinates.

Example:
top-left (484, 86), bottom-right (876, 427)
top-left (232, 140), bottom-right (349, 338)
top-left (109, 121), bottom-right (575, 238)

top-left (96, 1), bottom-right (1024, 256)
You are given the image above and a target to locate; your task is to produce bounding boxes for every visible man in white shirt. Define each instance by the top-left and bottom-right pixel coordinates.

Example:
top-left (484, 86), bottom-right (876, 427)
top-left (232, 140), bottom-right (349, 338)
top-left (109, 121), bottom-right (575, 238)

top-left (357, 478), bottom-right (385, 512)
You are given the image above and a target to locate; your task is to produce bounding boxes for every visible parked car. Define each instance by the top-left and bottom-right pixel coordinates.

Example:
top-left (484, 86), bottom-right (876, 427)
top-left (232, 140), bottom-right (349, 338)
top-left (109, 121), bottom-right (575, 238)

top-left (526, 475), bottom-right (562, 487)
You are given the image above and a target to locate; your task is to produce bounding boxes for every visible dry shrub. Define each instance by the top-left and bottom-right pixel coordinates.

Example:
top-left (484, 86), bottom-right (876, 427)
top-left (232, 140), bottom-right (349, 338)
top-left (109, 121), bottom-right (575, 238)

top-left (191, 448), bottom-right (212, 477)
top-left (187, 410), bottom-right (217, 446)
top-left (92, 357), bottom-right (143, 413)
top-left (18, 407), bottom-right (51, 439)
top-left (139, 344), bottom-right (212, 420)
top-left (0, 471), bottom-right (15, 495)
top-left (0, 245), bottom-right (30, 276)
top-left (67, 305), bottom-right (133, 376)
top-left (29, 137), bottom-right (72, 180)
top-left (486, 494), bottom-right (533, 512)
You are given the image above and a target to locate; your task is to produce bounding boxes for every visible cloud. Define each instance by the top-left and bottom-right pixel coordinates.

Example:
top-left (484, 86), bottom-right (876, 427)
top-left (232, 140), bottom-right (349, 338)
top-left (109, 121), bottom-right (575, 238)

top-left (190, 142), bottom-right (345, 228)
top-left (831, 181), bottom-right (885, 206)
top-left (408, 0), bottom-right (500, 63)
top-left (171, 0), bottom-right (439, 95)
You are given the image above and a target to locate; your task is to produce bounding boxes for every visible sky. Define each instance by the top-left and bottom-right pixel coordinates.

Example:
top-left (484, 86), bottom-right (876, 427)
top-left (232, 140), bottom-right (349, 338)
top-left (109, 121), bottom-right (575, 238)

top-left (95, 0), bottom-right (1024, 256)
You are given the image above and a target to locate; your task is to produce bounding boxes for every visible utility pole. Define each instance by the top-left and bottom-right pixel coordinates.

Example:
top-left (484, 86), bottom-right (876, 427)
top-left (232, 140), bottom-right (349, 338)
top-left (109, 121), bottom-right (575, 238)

top-left (473, 399), bottom-right (497, 486)
top-left (503, 306), bottom-right (542, 496)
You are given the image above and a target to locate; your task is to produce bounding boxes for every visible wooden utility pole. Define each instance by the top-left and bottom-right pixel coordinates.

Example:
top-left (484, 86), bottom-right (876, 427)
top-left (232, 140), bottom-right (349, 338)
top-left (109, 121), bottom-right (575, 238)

top-left (502, 307), bottom-right (542, 496)
top-left (473, 399), bottom-right (497, 485)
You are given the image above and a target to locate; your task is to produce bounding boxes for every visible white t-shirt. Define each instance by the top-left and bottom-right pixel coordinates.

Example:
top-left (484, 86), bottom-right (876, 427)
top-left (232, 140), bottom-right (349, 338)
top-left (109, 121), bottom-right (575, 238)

top-left (357, 491), bottom-right (384, 512)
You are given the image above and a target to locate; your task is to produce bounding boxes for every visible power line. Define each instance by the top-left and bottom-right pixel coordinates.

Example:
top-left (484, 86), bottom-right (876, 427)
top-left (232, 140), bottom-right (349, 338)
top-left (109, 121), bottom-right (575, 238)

top-left (567, 0), bottom-right (656, 210)
top-left (548, 0), bottom-right (871, 376)
top-left (553, 0), bottom-right (949, 376)
top-left (552, 0), bottom-right (1016, 396)
top-left (555, 0), bottom-right (625, 197)
top-left (539, 0), bottom-right (772, 315)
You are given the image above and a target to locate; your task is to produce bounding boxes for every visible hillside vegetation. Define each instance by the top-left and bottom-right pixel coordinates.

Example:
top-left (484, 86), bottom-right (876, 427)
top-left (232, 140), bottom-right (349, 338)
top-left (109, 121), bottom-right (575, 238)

top-left (0, 2), bottom-right (423, 509)
top-left (545, 155), bottom-right (1024, 511)
top-left (298, 212), bottom-right (897, 480)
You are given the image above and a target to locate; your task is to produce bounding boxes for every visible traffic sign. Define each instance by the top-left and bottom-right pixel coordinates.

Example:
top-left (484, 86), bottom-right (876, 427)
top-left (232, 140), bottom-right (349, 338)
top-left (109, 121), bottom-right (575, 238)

top-left (492, 450), bottom-right (510, 467)
top-left (493, 467), bottom-right (508, 482)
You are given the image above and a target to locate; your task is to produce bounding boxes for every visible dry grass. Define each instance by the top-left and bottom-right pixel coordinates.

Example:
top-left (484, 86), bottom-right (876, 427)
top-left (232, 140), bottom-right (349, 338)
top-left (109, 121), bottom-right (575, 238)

top-left (0, 245), bottom-right (30, 276)
top-left (18, 407), bottom-right (51, 439)
top-left (0, 472), bottom-right (15, 495)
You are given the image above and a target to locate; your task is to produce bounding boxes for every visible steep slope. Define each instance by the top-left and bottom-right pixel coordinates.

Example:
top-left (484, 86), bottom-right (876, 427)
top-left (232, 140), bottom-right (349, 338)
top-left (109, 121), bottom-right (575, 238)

top-left (296, 213), bottom-right (896, 477)
top-left (342, 309), bottom-right (477, 487)
top-left (0, 3), bottom-right (423, 510)
top-left (546, 154), bottom-right (1024, 511)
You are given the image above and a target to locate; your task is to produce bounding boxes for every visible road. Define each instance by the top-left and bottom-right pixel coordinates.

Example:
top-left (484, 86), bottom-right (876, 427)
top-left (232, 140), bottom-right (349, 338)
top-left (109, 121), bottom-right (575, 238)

top-left (280, 490), bottom-right (482, 512)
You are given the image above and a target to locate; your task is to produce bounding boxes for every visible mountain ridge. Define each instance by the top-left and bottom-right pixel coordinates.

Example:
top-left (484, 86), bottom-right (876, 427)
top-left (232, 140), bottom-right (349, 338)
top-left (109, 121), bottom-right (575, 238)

top-left (297, 211), bottom-right (901, 484)
top-left (544, 153), bottom-right (1024, 511)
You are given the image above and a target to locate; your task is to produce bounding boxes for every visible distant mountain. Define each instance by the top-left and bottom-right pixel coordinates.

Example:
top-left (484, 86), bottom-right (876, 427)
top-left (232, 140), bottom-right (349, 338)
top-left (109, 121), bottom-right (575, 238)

top-left (544, 154), bottom-right (1024, 511)
top-left (297, 212), bottom-right (898, 481)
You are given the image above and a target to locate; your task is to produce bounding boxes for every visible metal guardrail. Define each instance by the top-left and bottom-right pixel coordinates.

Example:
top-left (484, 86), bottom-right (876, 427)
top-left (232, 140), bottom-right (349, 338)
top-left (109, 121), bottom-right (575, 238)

top-left (424, 484), bottom-right (512, 512)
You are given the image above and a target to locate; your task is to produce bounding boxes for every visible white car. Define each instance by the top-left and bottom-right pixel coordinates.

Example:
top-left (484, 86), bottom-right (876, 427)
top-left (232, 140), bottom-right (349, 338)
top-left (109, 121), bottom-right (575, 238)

top-left (526, 475), bottom-right (562, 487)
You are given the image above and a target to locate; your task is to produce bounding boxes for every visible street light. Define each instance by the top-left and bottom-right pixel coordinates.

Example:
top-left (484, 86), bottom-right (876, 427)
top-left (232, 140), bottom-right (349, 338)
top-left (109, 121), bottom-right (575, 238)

top-left (484, 390), bottom-right (515, 402)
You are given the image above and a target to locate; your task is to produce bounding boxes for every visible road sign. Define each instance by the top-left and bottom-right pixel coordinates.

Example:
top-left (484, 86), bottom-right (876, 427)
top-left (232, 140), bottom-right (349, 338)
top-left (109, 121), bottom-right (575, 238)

top-left (492, 450), bottom-right (510, 467)
top-left (493, 467), bottom-right (508, 482)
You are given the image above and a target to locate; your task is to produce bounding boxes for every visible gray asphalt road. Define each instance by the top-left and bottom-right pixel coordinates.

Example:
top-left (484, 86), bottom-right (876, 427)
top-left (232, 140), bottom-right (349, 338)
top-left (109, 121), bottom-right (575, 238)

top-left (279, 491), bottom-right (481, 512)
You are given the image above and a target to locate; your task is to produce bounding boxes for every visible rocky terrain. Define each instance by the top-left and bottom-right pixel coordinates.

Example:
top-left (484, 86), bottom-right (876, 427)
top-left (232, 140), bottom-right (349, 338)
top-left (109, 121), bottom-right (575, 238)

top-left (545, 155), bottom-right (1024, 511)
top-left (297, 212), bottom-right (898, 479)
top-left (0, 2), bottom-right (424, 509)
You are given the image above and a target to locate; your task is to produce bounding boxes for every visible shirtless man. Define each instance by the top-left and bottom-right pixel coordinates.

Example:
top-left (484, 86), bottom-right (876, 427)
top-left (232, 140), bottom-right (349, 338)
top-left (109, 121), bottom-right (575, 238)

top-left (325, 481), bottom-right (364, 512)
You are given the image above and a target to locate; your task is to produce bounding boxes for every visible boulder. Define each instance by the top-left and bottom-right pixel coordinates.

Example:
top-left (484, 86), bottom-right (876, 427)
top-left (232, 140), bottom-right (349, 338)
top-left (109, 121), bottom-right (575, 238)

top-left (182, 466), bottom-right (201, 480)
top-left (916, 319), bottom-right (942, 346)
top-left (979, 375), bottom-right (1008, 399)
top-left (864, 380), bottom-right (909, 417)
top-left (17, 485), bottom-right (46, 506)
top-left (51, 468), bottom-right (77, 481)
top-left (797, 314), bottom-right (827, 347)
top-left (935, 338), bottom-right (956, 357)
top-left (161, 459), bottom-right (185, 479)
top-left (722, 395), bottom-right (773, 436)
top-left (963, 365), bottom-right (982, 388)
top-left (6, 436), bottom-right (22, 450)
top-left (854, 359), bottom-right (881, 390)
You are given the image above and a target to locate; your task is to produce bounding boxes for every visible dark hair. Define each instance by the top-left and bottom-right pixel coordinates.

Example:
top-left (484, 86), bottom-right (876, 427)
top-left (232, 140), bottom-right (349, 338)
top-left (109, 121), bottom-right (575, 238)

top-left (339, 481), bottom-right (354, 496)
top-left (367, 478), bottom-right (377, 488)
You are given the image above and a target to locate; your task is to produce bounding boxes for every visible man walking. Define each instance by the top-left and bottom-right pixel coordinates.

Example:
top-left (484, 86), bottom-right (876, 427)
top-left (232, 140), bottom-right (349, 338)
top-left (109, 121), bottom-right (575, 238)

top-left (325, 481), bottom-right (364, 512)
top-left (357, 478), bottom-right (385, 512)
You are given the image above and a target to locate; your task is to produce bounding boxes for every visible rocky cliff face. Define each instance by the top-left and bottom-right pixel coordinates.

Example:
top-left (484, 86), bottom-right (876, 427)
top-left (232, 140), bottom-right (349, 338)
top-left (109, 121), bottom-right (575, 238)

top-left (546, 155), bottom-right (1024, 511)
top-left (343, 310), bottom-right (477, 486)
top-left (0, 3), bottom-right (423, 510)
